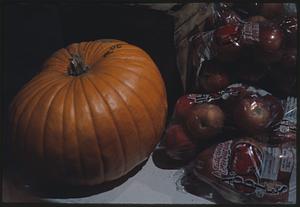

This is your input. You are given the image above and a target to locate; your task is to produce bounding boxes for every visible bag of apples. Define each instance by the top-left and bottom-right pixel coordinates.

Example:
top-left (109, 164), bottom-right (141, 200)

top-left (163, 83), bottom-right (296, 159)
top-left (161, 84), bottom-right (296, 203)
top-left (189, 137), bottom-right (296, 204)
top-left (185, 3), bottom-right (297, 97)
top-left (159, 3), bottom-right (297, 203)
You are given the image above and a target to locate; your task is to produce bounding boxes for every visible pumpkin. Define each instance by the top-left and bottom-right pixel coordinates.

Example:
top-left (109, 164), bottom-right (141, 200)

top-left (9, 39), bottom-right (167, 186)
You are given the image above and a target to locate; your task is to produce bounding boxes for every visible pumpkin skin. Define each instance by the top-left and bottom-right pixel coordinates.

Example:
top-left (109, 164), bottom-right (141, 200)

top-left (9, 39), bottom-right (167, 186)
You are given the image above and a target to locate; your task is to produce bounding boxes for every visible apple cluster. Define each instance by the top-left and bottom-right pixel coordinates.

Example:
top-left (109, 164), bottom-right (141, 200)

top-left (164, 84), bottom-right (286, 162)
top-left (189, 3), bottom-right (297, 97)
top-left (163, 85), bottom-right (296, 203)
top-left (165, 3), bottom-right (297, 203)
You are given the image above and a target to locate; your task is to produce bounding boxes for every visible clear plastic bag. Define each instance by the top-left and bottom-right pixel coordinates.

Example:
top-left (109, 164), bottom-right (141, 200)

top-left (158, 3), bottom-right (297, 204)
top-left (189, 137), bottom-right (296, 203)
top-left (162, 83), bottom-right (296, 153)
top-left (186, 18), bottom-right (297, 96)
top-left (159, 84), bottom-right (296, 203)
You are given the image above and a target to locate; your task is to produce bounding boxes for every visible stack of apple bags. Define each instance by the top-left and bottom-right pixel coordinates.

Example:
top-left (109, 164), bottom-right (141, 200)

top-left (162, 3), bottom-right (297, 204)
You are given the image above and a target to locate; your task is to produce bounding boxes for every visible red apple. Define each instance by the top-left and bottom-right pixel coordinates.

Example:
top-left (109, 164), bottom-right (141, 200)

top-left (174, 94), bottom-right (197, 121)
top-left (198, 60), bottom-right (230, 93)
top-left (185, 103), bottom-right (225, 140)
top-left (260, 3), bottom-right (284, 19)
top-left (213, 24), bottom-right (242, 62)
top-left (214, 24), bottom-right (241, 45)
top-left (230, 141), bottom-right (263, 175)
top-left (199, 73), bottom-right (230, 93)
top-left (221, 85), bottom-right (252, 119)
top-left (230, 140), bottom-right (263, 194)
top-left (251, 22), bottom-right (284, 64)
top-left (165, 124), bottom-right (197, 161)
top-left (233, 96), bottom-right (272, 134)
top-left (259, 23), bottom-right (284, 52)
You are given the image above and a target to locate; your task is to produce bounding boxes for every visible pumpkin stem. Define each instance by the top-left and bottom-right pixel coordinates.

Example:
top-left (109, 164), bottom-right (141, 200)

top-left (68, 54), bottom-right (89, 76)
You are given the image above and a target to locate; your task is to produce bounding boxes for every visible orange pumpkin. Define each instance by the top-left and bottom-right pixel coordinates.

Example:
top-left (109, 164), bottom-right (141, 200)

top-left (9, 39), bottom-right (167, 186)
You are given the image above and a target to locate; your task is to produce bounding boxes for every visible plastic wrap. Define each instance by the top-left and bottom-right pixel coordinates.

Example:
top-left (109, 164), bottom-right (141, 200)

top-left (271, 97), bottom-right (297, 144)
top-left (205, 3), bottom-right (297, 31)
top-left (158, 83), bottom-right (296, 203)
top-left (157, 3), bottom-right (297, 204)
top-left (162, 83), bottom-right (296, 151)
top-left (204, 3), bottom-right (244, 31)
top-left (186, 4), bottom-right (297, 96)
top-left (190, 137), bottom-right (296, 203)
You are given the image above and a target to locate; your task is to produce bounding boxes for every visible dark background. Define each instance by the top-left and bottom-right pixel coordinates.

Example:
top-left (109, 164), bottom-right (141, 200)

top-left (2, 2), bottom-right (183, 164)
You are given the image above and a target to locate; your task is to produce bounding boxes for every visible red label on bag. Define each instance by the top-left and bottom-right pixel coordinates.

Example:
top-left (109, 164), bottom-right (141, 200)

top-left (212, 140), bottom-right (232, 177)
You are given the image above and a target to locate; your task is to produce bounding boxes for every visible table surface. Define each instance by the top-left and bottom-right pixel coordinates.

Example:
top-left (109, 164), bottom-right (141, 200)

top-left (2, 153), bottom-right (214, 204)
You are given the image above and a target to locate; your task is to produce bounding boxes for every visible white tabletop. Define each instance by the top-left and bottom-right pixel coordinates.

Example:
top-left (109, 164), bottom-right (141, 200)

top-left (2, 152), bottom-right (214, 204)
